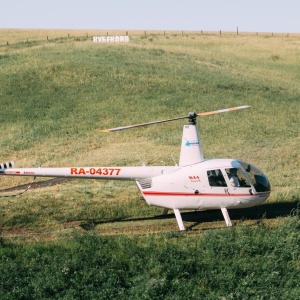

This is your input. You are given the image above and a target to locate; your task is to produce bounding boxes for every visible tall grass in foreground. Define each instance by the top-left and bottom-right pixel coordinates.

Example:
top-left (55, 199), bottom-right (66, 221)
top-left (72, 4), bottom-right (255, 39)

top-left (0, 215), bottom-right (299, 299)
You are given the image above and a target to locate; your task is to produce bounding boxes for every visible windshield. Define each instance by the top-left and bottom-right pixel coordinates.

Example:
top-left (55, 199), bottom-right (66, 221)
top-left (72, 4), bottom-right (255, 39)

top-left (238, 161), bottom-right (271, 192)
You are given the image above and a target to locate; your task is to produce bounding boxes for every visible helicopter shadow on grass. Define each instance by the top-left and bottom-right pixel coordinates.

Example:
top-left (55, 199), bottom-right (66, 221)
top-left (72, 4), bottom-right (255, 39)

top-left (185, 200), bottom-right (299, 231)
top-left (80, 200), bottom-right (299, 231)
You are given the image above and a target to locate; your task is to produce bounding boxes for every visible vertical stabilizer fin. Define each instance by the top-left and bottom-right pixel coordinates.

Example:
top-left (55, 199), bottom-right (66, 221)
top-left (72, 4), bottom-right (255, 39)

top-left (179, 124), bottom-right (204, 166)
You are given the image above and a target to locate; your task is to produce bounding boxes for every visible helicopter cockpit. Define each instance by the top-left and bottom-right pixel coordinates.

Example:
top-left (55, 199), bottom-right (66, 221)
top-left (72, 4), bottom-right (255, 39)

top-left (206, 161), bottom-right (270, 193)
top-left (237, 161), bottom-right (271, 192)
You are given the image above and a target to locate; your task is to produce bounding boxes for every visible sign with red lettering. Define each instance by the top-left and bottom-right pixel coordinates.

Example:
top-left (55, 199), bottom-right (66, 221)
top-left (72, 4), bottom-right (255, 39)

top-left (70, 168), bottom-right (121, 176)
top-left (189, 175), bottom-right (200, 182)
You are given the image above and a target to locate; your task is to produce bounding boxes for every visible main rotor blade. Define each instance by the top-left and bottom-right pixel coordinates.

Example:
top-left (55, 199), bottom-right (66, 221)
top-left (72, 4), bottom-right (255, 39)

top-left (100, 105), bottom-right (251, 133)
top-left (100, 116), bottom-right (188, 132)
top-left (197, 105), bottom-right (250, 117)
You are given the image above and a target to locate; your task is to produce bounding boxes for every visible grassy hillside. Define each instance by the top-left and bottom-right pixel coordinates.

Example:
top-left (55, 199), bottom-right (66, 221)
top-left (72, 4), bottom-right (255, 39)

top-left (0, 30), bottom-right (299, 298)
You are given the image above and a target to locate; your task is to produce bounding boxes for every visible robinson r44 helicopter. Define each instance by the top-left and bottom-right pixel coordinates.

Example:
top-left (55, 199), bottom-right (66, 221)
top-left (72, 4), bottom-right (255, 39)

top-left (0, 105), bottom-right (271, 231)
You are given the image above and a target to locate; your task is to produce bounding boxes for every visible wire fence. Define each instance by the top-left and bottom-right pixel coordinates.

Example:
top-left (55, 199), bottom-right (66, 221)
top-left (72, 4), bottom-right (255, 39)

top-left (1, 29), bottom-right (299, 47)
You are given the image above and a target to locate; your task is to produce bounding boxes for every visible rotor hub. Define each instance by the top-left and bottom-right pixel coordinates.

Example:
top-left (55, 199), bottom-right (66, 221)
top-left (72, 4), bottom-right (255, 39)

top-left (187, 112), bottom-right (197, 125)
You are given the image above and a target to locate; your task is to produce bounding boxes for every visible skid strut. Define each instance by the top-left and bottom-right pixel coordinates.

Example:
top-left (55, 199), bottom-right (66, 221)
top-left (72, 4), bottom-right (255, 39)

top-left (221, 207), bottom-right (232, 227)
top-left (174, 209), bottom-right (185, 231)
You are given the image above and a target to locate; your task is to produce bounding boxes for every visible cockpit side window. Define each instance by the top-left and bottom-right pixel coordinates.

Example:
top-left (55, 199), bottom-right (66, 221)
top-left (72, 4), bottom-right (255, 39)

top-left (225, 168), bottom-right (251, 188)
top-left (207, 169), bottom-right (227, 187)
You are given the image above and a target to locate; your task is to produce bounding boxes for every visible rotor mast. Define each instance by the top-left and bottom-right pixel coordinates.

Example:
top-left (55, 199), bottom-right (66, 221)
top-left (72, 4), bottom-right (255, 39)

top-left (179, 112), bottom-right (204, 166)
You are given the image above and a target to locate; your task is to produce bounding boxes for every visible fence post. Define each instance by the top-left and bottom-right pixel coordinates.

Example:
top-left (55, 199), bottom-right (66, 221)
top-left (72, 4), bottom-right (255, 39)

top-left (237, 27), bottom-right (239, 35)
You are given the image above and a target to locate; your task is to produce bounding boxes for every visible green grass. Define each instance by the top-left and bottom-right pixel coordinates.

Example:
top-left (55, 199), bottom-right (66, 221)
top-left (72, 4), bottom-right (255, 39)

top-left (0, 30), bottom-right (299, 298)
top-left (0, 216), bottom-right (299, 299)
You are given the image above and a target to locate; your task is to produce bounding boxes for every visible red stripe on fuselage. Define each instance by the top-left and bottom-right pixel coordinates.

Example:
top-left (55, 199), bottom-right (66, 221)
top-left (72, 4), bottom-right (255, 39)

top-left (142, 191), bottom-right (270, 197)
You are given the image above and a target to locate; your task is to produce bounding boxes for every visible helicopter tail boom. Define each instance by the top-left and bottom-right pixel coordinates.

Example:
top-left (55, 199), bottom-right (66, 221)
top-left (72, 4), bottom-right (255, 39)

top-left (0, 165), bottom-right (178, 181)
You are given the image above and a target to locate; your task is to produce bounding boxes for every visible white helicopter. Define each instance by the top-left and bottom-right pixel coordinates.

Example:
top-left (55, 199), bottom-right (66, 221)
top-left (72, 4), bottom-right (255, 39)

top-left (0, 105), bottom-right (270, 231)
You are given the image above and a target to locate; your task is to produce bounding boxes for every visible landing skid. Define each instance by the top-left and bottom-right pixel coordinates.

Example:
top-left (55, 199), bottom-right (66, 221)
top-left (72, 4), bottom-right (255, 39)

top-left (172, 208), bottom-right (233, 231)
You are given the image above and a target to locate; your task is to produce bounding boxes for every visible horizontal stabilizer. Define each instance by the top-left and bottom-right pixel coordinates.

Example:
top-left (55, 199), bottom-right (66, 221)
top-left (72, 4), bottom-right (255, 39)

top-left (0, 161), bottom-right (14, 169)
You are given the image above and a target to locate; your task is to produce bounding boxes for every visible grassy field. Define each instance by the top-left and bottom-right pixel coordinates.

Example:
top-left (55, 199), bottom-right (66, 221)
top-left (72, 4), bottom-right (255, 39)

top-left (0, 29), bottom-right (299, 298)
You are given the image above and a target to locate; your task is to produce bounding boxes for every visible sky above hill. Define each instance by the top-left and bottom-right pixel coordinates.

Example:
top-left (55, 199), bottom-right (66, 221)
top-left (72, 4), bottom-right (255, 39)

top-left (1, 0), bottom-right (299, 33)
